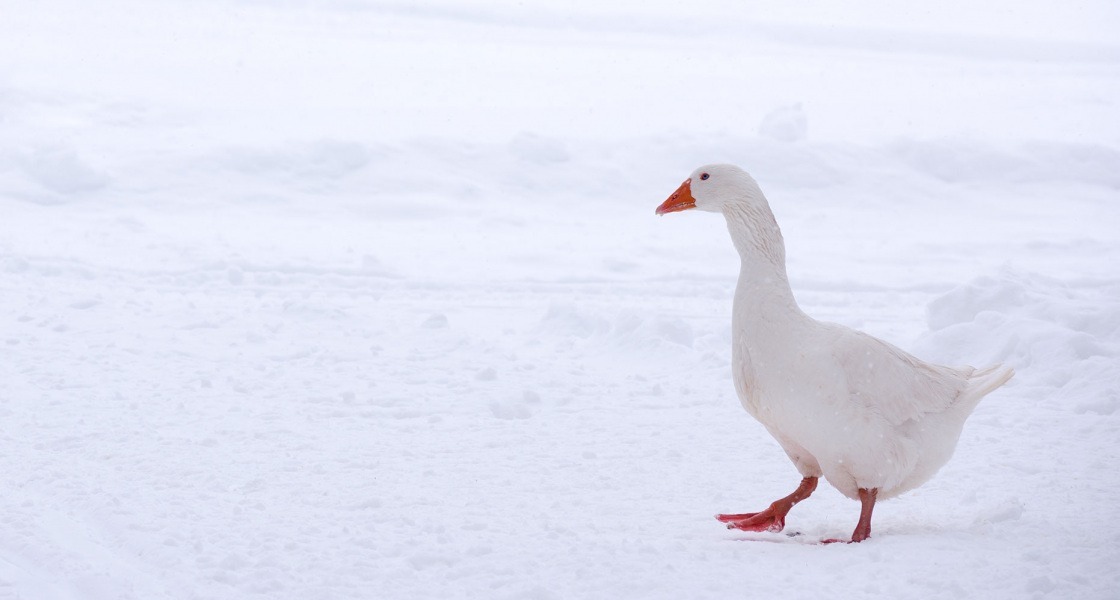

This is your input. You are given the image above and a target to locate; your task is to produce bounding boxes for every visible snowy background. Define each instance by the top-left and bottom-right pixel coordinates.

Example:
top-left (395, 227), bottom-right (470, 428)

top-left (2, 0), bottom-right (1119, 598)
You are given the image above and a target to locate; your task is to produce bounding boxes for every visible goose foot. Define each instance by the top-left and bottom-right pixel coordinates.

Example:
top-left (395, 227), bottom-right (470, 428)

top-left (716, 476), bottom-right (818, 533)
top-left (717, 508), bottom-right (787, 532)
top-left (819, 487), bottom-right (878, 543)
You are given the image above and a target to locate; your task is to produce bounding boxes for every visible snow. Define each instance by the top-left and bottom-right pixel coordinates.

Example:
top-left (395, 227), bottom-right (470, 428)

top-left (2, 0), bottom-right (1119, 598)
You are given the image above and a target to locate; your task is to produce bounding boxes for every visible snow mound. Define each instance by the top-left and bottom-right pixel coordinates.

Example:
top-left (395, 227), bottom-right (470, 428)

top-left (215, 140), bottom-right (372, 180)
top-left (914, 270), bottom-right (1120, 414)
top-left (758, 103), bottom-right (808, 143)
top-left (539, 303), bottom-right (698, 350)
top-left (14, 146), bottom-right (110, 200)
top-left (508, 133), bottom-right (570, 164)
top-left (890, 139), bottom-right (1120, 187)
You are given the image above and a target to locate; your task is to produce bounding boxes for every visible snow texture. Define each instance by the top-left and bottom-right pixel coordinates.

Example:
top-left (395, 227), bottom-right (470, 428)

top-left (2, 0), bottom-right (1119, 598)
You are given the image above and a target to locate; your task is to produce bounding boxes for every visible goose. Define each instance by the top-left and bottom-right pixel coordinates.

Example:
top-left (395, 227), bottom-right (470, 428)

top-left (656, 164), bottom-right (1013, 543)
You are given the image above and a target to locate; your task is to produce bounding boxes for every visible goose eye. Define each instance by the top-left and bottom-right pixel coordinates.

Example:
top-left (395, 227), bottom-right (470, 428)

top-left (700, 173), bottom-right (710, 181)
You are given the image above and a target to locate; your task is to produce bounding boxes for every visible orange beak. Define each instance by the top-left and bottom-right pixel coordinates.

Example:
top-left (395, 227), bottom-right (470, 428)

top-left (656, 178), bottom-right (696, 215)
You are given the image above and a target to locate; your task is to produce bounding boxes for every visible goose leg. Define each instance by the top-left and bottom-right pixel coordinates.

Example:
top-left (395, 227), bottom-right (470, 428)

top-left (716, 476), bottom-right (818, 532)
top-left (850, 487), bottom-right (877, 542)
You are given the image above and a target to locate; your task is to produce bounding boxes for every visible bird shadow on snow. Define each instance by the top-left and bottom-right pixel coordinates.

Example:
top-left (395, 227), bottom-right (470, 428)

top-left (724, 516), bottom-right (1008, 546)
top-left (726, 532), bottom-right (829, 546)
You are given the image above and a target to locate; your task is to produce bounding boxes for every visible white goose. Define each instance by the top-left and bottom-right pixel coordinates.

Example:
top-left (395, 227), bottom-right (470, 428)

top-left (656, 164), bottom-right (1013, 543)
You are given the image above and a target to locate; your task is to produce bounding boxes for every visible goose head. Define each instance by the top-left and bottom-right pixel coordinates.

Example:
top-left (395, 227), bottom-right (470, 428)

top-left (655, 164), bottom-right (787, 267)
top-left (655, 164), bottom-right (764, 215)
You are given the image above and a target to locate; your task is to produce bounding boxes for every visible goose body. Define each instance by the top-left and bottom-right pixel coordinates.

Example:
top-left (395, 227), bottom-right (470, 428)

top-left (656, 164), bottom-right (1013, 541)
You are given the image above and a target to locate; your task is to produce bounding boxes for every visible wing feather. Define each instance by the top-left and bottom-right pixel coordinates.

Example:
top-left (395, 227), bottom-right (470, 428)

top-left (829, 326), bottom-right (972, 425)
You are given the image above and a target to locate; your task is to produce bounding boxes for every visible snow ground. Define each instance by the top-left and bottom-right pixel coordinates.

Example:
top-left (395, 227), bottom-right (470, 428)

top-left (2, 1), bottom-right (1119, 598)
